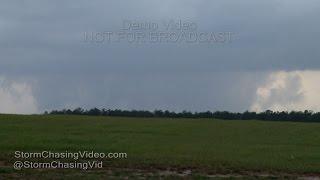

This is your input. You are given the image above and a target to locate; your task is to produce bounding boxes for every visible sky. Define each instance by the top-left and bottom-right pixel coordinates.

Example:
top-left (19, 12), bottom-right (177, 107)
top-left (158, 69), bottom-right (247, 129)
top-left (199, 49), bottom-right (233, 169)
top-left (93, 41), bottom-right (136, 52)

top-left (0, 0), bottom-right (320, 114)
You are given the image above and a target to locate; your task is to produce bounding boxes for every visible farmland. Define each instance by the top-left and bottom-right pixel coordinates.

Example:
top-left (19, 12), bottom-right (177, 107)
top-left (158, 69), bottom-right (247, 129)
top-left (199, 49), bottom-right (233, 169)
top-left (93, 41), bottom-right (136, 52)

top-left (0, 114), bottom-right (319, 179)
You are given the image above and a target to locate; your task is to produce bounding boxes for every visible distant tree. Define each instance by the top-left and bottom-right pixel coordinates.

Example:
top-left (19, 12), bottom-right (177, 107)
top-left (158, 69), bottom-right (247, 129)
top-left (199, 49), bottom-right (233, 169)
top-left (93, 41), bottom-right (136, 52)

top-left (87, 108), bottom-right (101, 116)
top-left (48, 108), bottom-right (319, 122)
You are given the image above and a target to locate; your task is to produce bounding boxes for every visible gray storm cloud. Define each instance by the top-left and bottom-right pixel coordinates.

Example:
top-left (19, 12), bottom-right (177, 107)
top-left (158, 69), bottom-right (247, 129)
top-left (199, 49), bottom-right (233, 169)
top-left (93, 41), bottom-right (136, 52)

top-left (0, 0), bottom-right (320, 113)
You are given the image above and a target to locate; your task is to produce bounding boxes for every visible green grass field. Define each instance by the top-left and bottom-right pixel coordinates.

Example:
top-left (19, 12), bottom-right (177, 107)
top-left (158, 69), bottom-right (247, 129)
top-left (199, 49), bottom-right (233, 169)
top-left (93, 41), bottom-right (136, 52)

top-left (0, 114), bottom-right (319, 179)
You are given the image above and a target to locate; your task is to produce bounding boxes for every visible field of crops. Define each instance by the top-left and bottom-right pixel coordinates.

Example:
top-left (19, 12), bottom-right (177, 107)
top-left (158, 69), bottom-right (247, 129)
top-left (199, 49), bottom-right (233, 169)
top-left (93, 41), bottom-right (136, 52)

top-left (0, 115), bottom-right (319, 179)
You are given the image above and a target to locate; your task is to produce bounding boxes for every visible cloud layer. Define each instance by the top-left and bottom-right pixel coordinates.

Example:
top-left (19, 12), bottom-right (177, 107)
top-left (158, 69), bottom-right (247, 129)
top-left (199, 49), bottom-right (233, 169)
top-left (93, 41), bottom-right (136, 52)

top-left (0, 77), bottom-right (38, 114)
top-left (1, 1), bottom-right (320, 113)
top-left (251, 71), bottom-right (320, 112)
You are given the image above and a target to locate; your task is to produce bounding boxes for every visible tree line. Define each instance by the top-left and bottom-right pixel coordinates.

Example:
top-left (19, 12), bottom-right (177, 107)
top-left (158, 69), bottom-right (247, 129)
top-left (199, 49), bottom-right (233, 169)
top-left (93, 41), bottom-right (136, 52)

top-left (47, 108), bottom-right (320, 122)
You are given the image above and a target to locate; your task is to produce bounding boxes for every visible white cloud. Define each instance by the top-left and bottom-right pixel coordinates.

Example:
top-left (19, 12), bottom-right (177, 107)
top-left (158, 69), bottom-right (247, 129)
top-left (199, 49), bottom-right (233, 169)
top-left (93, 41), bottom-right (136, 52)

top-left (0, 77), bottom-right (38, 114)
top-left (251, 70), bottom-right (320, 112)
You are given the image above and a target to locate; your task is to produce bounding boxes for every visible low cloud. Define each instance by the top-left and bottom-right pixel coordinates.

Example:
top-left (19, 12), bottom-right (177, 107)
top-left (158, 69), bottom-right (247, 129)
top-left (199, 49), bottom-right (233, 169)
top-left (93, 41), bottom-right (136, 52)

top-left (251, 71), bottom-right (320, 112)
top-left (0, 77), bottom-right (38, 114)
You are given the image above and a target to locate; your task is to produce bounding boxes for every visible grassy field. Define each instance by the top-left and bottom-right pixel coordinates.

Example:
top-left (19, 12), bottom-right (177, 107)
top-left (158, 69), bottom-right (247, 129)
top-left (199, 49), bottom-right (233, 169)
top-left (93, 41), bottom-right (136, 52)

top-left (0, 114), bottom-right (320, 179)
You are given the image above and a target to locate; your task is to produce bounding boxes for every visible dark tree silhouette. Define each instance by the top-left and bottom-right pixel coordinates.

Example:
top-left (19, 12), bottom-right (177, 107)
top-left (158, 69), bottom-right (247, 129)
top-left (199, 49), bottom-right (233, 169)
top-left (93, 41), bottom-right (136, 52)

top-left (47, 108), bottom-right (320, 122)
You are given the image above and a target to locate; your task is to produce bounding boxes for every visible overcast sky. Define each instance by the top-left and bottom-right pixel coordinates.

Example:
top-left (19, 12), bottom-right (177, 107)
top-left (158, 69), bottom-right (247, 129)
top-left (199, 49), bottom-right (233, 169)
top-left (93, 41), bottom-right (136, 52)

top-left (1, 0), bottom-right (320, 114)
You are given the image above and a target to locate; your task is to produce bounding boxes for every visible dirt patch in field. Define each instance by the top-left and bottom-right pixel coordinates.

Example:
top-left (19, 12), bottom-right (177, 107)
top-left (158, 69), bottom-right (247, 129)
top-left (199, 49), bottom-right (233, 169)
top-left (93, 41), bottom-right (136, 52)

top-left (1, 161), bottom-right (319, 179)
top-left (100, 167), bottom-right (320, 179)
